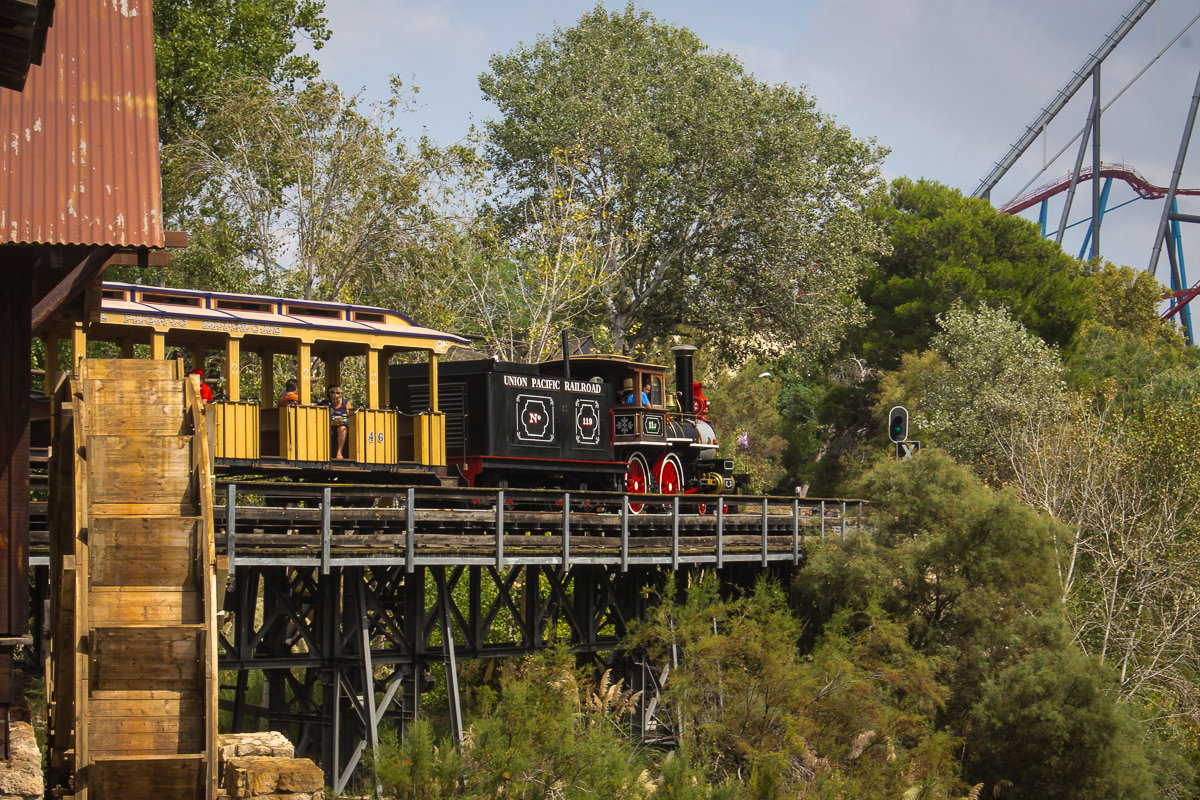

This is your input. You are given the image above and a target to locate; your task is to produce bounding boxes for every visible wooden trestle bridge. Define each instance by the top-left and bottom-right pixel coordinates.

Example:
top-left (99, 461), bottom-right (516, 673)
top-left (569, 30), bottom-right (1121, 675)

top-left (27, 361), bottom-right (869, 797)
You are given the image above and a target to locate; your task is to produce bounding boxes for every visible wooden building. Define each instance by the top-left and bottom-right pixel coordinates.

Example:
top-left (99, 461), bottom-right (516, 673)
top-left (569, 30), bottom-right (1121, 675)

top-left (0, 0), bottom-right (166, 780)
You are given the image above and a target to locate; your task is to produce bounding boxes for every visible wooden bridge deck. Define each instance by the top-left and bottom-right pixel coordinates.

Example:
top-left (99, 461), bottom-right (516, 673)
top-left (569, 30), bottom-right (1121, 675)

top-left (215, 484), bottom-right (867, 573)
top-left (31, 486), bottom-right (868, 570)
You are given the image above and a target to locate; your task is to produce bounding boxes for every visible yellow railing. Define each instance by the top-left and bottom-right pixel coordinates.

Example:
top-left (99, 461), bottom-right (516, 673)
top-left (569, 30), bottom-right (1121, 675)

top-left (209, 401), bottom-right (260, 460)
top-left (282, 405), bottom-right (331, 462)
top-left (350, 410), bottom-right (399, 465)
top-left (413, 412), bottom-right (446, 467)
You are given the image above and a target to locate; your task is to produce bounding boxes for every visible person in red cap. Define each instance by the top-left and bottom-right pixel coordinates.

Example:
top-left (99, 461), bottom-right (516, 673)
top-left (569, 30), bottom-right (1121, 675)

top-left (191, 368), bottom-right (213, 401)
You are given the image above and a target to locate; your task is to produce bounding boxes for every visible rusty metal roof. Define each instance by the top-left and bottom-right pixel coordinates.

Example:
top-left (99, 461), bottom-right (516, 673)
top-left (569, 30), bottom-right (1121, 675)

top-left (0, 0), bottom-right (163, 247)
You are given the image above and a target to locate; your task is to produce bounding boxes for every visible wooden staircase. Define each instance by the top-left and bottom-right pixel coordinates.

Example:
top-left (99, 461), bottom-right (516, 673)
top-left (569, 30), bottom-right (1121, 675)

top-left (48, 360), bottom-right (218, 799)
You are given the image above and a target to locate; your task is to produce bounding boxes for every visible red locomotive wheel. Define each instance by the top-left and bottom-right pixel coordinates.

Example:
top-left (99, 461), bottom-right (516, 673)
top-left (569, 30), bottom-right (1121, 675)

top-left (625, 453), bottom-right (650, 514)
top-left (654, 453), bottom-right (684, 496)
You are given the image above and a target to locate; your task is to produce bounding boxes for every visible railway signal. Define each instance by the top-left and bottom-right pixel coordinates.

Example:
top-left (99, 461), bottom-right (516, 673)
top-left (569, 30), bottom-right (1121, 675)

top-left (888, 406), bottom-right (909, 443)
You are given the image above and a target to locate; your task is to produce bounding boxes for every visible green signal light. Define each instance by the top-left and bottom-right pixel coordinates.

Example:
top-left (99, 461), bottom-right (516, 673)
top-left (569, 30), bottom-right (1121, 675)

top-left (888, 406), bottom-right (908, 443)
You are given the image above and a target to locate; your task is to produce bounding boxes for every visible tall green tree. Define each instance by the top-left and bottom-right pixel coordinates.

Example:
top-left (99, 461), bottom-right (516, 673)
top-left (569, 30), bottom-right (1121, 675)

top-left (166, 78), bottom-right (476, 311)
top-left (859, 178), bottom-right (1090, 368)
top-left (154, 0), bottom-right (329, 150)
top-left (878, 303), bottom-right (1067, 483)
top-left (794, 451), bottom-right (1177, 799)
top-left (479, 3), bottom-right (888, 363)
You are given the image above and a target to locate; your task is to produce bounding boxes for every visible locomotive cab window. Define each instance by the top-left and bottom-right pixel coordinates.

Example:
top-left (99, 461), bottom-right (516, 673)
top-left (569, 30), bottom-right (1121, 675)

top-left (648, 376), bottom-right (663, 407)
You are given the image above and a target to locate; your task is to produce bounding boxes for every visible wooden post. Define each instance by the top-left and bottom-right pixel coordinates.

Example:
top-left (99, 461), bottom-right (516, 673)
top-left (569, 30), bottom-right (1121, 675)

top-left (44, 335), bottom-right (59, 394)
top-left (366, 347), bottom-right (380, 409)
top-left (323, 353), bottom-right (340, 393)
top-left (151, 330), bottom-right (165, 360)
top-left (297, 342), bottom-right (312, 405)
top-left (428, 354), bottom-right (439, 413)
top-left (0, 263), bottom-right (31, 746)
top-left (380, 350), bottom-right (391, 408)
top-left (191, 344), bottom-right (206, 373)
top-left (119, 338), bottom-right (134, 358)
top-left (70, 320), bottom-right (86, 373)
top-left (225, 338), bottom-right (241, 402)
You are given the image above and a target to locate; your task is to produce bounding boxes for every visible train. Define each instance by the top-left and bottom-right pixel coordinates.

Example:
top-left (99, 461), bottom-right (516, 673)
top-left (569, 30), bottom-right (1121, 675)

top-left (36, 282), bottom-right (735, 506)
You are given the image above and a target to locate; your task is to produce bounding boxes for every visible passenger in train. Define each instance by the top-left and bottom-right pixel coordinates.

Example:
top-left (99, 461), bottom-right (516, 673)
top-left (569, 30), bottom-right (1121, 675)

top-left (277, 379), bottom-right (299, 407)
top-left (621, 378), bottom-right (650, 406)
top-left (326, 385), bottom-right (352, 459)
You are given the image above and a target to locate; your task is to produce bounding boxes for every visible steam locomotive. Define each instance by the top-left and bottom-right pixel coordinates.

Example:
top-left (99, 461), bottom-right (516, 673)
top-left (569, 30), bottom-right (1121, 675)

top-left (390, 345), bottom-right (736, 504)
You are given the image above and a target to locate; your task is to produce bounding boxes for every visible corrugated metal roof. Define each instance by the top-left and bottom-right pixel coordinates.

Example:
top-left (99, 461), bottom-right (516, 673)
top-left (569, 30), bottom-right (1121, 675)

top-left (0, 0), bottom-right (163, 247)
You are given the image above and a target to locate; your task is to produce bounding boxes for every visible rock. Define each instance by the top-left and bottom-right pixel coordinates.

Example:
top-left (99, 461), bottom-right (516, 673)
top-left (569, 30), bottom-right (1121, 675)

top-left (225, 756), bottom-right (323, 800)
top-left (218, 732), bottom-right (296, 761)
top-left (0, 722), bottom-right (43, 799)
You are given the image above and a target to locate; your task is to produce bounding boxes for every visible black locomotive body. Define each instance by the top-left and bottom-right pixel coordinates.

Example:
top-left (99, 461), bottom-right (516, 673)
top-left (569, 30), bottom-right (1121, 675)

top-left (390, 346), bottom-right (735, 503)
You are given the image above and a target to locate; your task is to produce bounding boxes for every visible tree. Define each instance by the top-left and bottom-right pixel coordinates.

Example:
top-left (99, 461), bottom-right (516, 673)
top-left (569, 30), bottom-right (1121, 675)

top-left (166, 78), bottom-right (476, 311)
top-left (879, 303), bottom-right (1067, 483)
top-left (998, 391), bottom-right (1200, 724)
top-left (627, 576), bottom-right (963, 798)
top-left (859, 178), bottom-right (1090, 368)
top-left (154, 0), bottom-right (330, 150)
top-left (479, 3), bottom-right (888, 363)
top-left (968, 648), bottom-right (1156, 800)
top-left (441, 149), bottom-right (619, 362)
top-left (1066, 261), bottom-right (1199, 396)
top-left (793, 451), bottom-right (1179, 798)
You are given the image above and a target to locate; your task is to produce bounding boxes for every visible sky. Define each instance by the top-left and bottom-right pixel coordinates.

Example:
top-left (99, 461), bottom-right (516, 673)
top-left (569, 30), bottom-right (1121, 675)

top-left (309, 0), bottom-right (1200, 294)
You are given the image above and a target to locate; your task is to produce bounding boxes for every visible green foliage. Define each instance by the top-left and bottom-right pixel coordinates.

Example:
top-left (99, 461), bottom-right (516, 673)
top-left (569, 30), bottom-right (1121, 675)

top-left (859, 178), bottom-right (1090, 368)
top-left (1080, 260), bottom-right (1164, 338)
top-left (164, 78), bottom-right (478, 316)
top-left (627, 576), bottom-right (964, 797)
top-left (371, 720), bottom-right (464, 800)
top-left (703, 364), bottom-right (787, 494)
top-left (480, 3), bottom-right (888, 363)
top-left (879, 303), bottom-right (1066, 483)
top-left (793, 450), bottom-right (1184, 797)
top-left (967, 648), bottom-right (1156, 799)
top-left (154, 0), bottom-right (330, 150)
top-left (467, 648), bottom-right (650, 799)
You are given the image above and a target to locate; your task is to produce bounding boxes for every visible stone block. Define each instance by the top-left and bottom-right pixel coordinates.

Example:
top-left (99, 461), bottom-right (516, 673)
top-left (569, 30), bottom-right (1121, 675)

top-left (0, 722), bottom-right (42, 799)
top-left (225, 756), bottom-right (323, 799)
top-left (218, 731), bottom-right (296, 761)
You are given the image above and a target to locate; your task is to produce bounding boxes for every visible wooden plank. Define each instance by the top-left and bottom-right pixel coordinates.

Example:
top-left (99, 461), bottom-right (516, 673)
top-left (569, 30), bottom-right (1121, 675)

top-left (90, 628), bottom-right (202, 691)
top-left (90, 714), bottom-right (205, 755)
top-left (79, 360), bottom-right (180, 382)
top-left (84, 403), bottom-right (189, 436)
top-left (89, 695), bottom-right (203, 718)
top-left (89, 518), bottom-right (199, 587)
top-left (91, 757), bottom-right (204, 800)
top-left (87, 589), bottom-right (203, 626)
top-left (86, 436), bottom-right (195, 506)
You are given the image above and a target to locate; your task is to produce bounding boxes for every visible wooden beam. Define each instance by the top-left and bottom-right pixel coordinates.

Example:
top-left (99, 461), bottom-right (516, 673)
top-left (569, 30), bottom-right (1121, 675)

top-left (31, 245), bottom-right (115, 333)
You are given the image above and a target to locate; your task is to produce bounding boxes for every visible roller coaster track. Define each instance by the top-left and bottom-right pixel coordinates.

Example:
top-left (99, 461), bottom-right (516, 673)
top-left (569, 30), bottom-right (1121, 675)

top-left (997, 162), bottom-right (1200, 216)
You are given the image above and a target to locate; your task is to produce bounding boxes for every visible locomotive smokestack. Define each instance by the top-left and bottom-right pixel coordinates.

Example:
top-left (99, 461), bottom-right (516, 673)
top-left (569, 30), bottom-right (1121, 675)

top-left (671, 344), bottom-right (697, 414)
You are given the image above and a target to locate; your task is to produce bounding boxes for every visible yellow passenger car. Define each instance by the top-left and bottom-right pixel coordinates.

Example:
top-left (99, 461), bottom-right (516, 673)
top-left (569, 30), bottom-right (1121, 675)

top-left (40, 283), bottom-right (469, 481)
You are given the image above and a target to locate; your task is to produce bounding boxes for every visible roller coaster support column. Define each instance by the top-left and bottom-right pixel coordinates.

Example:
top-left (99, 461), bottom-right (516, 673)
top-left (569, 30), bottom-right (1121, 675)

top-left (1079, 178), bottom-right (1114, 261)
top-left (1091, 69), bottom-right (1102, 259)
top-left (1056, 84), bottom-right (1100, 246)
top-left (1169, 200), bottom-right (1194, 341)
top-left (1149, 66), bottom-right (1200, 277)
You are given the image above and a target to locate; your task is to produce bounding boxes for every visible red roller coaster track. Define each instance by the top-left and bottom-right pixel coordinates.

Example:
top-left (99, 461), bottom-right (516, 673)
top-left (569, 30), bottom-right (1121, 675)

top-left (997, 162), bottom-right (1200, 216)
